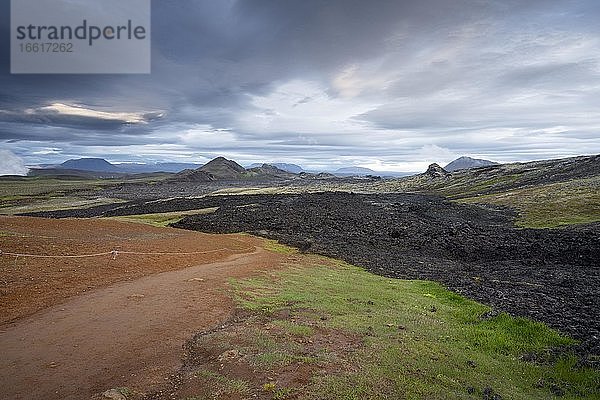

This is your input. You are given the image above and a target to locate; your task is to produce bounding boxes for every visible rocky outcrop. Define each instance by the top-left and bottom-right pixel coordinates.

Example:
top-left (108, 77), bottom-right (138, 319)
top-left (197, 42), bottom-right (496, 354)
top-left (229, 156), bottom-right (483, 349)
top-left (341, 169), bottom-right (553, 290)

top-left (425, 163), bottom-right (451, 178)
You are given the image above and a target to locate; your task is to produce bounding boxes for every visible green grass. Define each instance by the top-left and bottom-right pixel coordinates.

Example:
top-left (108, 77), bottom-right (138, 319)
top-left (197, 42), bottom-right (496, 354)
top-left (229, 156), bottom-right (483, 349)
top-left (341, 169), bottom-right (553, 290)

top-left (0, 177), bottom-right (108, 197)
top-left (243, 328), bottom-right (315, 369)
top-left (107, 208), bottom-right (218, 227)
top-left (0, 176), bottom-right (128, 215)
top-left (0, 174), bottom-right (170, 198)
top-left (272, 320), bottom-right (314, 336)
top-left (0, 196), bottom-right (125, 215)
top-left (194, 369), bottom-right (251, 397)
top-left (459, 177), bottom-right (600, 228)
top-left (445, 174), bottom-right (522, 198)
top-left (0, 174), bottom-right (168, 215)
top-left (229, 256), bottom-right (599, 399)
top-left (263, 240), bottom-right (299, 255)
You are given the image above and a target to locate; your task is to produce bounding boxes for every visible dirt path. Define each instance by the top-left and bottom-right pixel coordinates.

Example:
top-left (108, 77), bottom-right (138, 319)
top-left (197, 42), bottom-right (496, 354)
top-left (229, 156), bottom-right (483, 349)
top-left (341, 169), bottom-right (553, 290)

top-left (0, 217), bottom-right (284, 399)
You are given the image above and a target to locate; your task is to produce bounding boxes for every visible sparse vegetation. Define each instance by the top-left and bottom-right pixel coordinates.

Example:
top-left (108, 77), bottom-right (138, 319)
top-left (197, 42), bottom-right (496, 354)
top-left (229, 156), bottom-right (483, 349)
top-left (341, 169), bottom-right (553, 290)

top-left (213, 254), bottom-right (598, 399)
top-left (0, 177), bottom-right (108, 197)
top-left (0, 174), bottom-right (165, 215)
top-left (0, 195), bottom-right (125, 215)
top-left (169, 246), bottom-right (598, 399)
top-left (194, 369), bottom-right (251, 397)
top-left (0, 177), bottom-right (119, 215)
top-left (108, 208), bottom-right (218, 227)
top-left (271, 319), bottom-right (314, 336)
top-left (116, 387), bottom-right (133, 397)
top-left (459, 177), bottom-right (600, 228)
top-left (263, 239), bottom-right (299, 255)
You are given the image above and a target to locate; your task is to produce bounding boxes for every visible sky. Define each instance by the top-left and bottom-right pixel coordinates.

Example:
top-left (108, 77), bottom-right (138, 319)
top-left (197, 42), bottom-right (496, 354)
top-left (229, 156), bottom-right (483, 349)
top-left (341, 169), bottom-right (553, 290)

top-left (1, 0), bottom-right (600, 173)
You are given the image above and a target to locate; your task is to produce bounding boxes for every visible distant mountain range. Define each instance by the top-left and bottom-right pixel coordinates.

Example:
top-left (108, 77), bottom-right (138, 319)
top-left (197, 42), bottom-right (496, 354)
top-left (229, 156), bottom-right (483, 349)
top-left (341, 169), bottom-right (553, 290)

top-left (247, 162), bottom-right (303, 174)
top-left (248, 163), bottom-right (409, 177)
top-left (333, 166), bottom-right (377, 176)
top-left (115, 162), bottom-right (203, 174)
top-left (31, 155), bottom-right (498, 179)
top-left (35, 158), bottom-right (202, 174)
top-left (59, 158), bottom-right (121, 172)
top-left (33, 157), bottom-right (411, 177)
top-left (444, 156), bottom-right (498, 172)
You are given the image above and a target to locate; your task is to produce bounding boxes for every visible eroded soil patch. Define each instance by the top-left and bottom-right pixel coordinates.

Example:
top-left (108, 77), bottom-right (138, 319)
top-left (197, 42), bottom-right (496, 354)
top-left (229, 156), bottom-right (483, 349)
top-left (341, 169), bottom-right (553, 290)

top-left (137, 308), bottom-right (363, 400)
top-left (0, 216), bottom-right (285, 400)
top-left (0, 216), bottom-right (253, 323)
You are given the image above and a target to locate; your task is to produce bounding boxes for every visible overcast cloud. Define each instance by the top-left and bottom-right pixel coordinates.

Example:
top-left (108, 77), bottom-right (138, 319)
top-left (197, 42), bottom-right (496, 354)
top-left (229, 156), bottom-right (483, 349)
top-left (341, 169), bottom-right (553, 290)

top-left (1, 0), bottom-right (600, 172)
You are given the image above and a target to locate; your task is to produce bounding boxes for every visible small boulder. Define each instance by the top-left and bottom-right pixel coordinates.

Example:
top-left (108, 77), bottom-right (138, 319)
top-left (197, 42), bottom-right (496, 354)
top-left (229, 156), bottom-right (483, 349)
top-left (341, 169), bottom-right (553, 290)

top-left (425, 163), bottom-right (451, 178)
top-left (218, 349), bottom-right (240, 362)
top-left (102, 389), bottom-right (126, 400)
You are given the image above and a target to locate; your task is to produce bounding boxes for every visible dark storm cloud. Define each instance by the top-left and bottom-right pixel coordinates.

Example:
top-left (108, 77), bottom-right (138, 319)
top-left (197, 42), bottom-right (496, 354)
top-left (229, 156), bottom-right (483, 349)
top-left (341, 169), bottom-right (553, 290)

top-left (0, 122), bottom-right (167, 146)
top-left (0, 1), bottom-right (493, 110)
top-left (1, 0), bottom-right (600, 169)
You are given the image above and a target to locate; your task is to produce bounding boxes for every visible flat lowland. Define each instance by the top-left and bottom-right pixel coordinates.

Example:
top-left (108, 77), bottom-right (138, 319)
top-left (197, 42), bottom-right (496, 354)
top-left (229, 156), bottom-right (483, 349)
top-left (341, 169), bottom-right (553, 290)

top-left (0, 216), bottom-right (284, 399)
